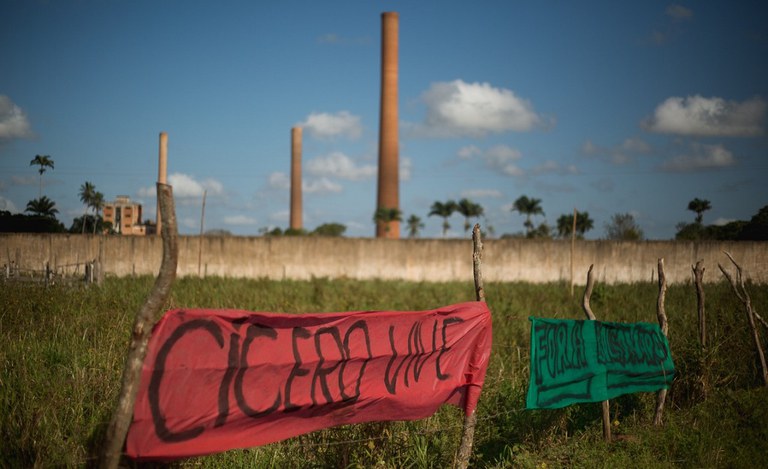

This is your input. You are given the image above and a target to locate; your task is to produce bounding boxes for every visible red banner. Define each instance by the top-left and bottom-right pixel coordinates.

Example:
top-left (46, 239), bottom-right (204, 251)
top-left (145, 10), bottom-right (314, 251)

top-left (126, 301), bottom-right (492, 460)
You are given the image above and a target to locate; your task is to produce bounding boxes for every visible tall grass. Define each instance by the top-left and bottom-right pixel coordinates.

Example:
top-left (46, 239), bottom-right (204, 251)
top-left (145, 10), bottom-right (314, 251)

top-left (1, 277), bottom-right (767, 467)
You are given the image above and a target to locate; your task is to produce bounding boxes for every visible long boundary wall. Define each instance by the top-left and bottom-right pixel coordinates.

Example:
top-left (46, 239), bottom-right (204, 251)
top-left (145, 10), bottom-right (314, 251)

top-left (1, 234), bottom-right (766, 284)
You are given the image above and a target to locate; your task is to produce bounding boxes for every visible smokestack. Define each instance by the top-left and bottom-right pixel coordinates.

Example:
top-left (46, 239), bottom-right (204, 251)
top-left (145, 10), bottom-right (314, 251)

top-left (156, 131), bottom-right (168, 235)
top-left (290, 127), bottom-right (303, 231)
top-left (375, 11), bottom-right (400, 239)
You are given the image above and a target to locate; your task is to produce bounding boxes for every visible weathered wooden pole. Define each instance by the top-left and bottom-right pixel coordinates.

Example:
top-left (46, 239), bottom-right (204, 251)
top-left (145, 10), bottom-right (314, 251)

top-left (692, 260), bottom-right (706, 348)
top-left (653, 258), bottom-right (669, 425)
top-left (570, 208), bottom-right (577, 296)
top-left (456, 224), bottom-right (485, 468)
top-left (719, 251), bottom-right (768, 387)
top-left (100, 183), bottom-right (178, 468)
top-left (582, 264), bottom-right (612, 442)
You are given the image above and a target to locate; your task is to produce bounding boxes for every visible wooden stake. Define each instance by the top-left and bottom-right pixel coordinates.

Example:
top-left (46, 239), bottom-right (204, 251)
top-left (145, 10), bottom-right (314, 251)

top-left (456, 224), bottom-right (485, 469)
top-left (582, 264), bottom-right (611, 443)
top-left (692, 260), bottom-right (705, 348)
top-left (718, 251), bottom-right (768, 387)
top-left (198, 189), bottom-right (207, 277)
top-left (100, 183), bottom-right (178, 468)
top-left (653, 258), bottom-right (669, 425)
top-left (570, 208), bottom-right (577, 296)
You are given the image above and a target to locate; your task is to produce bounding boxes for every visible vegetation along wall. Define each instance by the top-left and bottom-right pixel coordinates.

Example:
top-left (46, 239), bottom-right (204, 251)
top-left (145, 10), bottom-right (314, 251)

top-left (2, 234), bottom-right (767, 284)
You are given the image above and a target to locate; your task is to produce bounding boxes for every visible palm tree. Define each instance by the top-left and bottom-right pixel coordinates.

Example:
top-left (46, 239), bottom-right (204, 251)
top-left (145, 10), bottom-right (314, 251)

top-left (456, 198), bottom-right (484, 232)
top-left (687, 198), bottom-right (712, 225)
top-left (512, 195), bottom-right (544, 236)
top-left (25, 196), bottom-right (59, 218)
top-left (428, 200), bottom-right (457, 237)
top-left (556, 210), bottom-right (594, 239)
top-left (406, 214), bottom-right (425, 238)
top-left (29, 155), bottom-right (54, 198)
top-left (78, 181), bottom-right (96, 234)
top-left (90, 191), bottom-right (105, 234)
top-left (373, 206), bottom-right (402, 234)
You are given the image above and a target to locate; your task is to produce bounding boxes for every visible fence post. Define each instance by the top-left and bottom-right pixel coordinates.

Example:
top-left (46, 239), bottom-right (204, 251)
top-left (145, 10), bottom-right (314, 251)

top-left (100, 182), bottom-right (178, 469)
top-left (653, 258), bottom-right (669, 425)
top-left (582, 264), bottom-right (612, 443)
top-left (719, 251), bottom-right (768, 387)
top-left (456, 224), bottom-right (485, 469)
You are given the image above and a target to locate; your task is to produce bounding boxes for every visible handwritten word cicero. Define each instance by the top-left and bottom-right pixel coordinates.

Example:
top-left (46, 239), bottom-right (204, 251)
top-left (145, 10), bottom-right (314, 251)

top-left (127, 302), bottom-right (492, 460)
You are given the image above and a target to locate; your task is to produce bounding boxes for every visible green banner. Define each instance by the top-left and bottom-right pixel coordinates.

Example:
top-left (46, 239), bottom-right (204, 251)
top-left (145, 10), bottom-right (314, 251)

top-left (526, 317), bottom-right (675, 409)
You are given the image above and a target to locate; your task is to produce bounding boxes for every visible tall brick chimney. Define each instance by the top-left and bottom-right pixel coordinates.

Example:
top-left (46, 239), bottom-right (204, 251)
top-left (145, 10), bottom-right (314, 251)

top-left (156, 131), bottom-right (168, 235)
top-left (290, 126), bottom-right (303, 231)
top-left (375, 11), bottom-right (400, 238)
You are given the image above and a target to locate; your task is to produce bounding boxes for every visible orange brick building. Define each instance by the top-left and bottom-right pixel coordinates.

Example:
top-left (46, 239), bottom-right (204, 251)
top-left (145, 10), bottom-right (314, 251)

top-left (103, 195), bottom-right (147, 235)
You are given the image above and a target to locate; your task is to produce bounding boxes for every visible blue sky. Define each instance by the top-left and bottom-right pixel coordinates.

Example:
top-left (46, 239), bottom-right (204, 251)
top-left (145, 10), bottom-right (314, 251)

top-left (1, 1), bottom-right (766, 239)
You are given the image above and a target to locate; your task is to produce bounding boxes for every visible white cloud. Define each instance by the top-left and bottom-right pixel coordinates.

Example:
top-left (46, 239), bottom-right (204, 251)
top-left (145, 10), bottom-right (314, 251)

top-left (12, 175), bottom-right (37, 186)
top-left (0, 196), bottom-right (18, 213)
top-left (303, 177), bottom-right (342, 194)
top-left (268, 172), bottom-right (290, 190)
top-left (484, 145), bottom-right (524, 176)
top-left (712, 217), bottom-right (735, 226)
top-left (666, 4), bottom-right (693, 20)
top-left (408, 80), bottom-right (551, 138)
top-left (582, 137), bottom-right (652, 165)
top-left (461, 189), bottom-right (503, 199)
top-left (306, 152), bottom-right (376, 181)
top-left (661, 143), bottom-right (736, 172)
top-left (270, 210), bottom-right (289, 223)
top-left (643, 95), bottom-right (765, 136)
top-left (457, 145), bottom-right (482, 160)
top-left (0, 95), bottom-right (33, 141)
top-left (138, 172), bottom-right (224, 199)
top-left (224, 215), bottom-right (258, 226)
top-left (532, 160), bottom-right (579, 175)
top-left (299, 111), bottom-right (362, 139)
top-left (400, 156), bottom-right (412, 181)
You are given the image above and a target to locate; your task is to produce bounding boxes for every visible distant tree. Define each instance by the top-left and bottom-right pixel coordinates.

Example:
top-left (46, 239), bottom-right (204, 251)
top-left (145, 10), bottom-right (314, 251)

top-left (530, 222), bottom-right (552, 239)
top-left (284, 227), bottom-right (307, 236)
top-left (25, 196), bottom-right (59, 218)
top-left (1, 209), bottom-right (65, 233)
top-left (556, 210), bottom-right (594, 239)
top-left (687, 198), bottom-right (712, 225)
top-left (90, 191), bottom-right (105, 234)
top-left (312, 223), bottom-right (346, 237)
top-left (739, 205), bottom-right (768, 241)
top-left (456, 198), bottom-right (484, 232)
top-left (29, 155), bottom-right (54, 198)
top-left (512, 195), bottom-right (544, 236)
top-left (205, 228), bottom-right (232, 236)
top-left (78, 181), bottom-right (96, 234)
top-left (428, 200), bottom-right (457, 237)
top-left (373, 207), bottom-right (402, 234)
top-left (604, 213), bottom-right (644, 240)
top-left (406, 214), bottom-right (425, 238)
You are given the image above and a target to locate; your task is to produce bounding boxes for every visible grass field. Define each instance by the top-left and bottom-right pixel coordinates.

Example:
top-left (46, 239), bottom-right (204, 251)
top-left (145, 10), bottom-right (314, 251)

top-left (2, 276), bottom-right (767, 468)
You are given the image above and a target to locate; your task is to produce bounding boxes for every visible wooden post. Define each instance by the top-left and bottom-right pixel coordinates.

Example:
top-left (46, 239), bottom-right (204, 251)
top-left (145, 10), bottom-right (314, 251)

top-left (100, 183), bottom-right (178, 468)
top-left (653, 258), bottom-right (669, 425)
top-left (456, 224), bottom-right (485, 469)
top-left (198, 189), bottom-right (207, 277)
top-left (582, 264), bottom-right (611, 442)
top-left (718, 252), bottom-right (768, 387)
top-left (692, 261), bottom-right (705, 347)
top-left (570, 208), bottom-right (577, 296)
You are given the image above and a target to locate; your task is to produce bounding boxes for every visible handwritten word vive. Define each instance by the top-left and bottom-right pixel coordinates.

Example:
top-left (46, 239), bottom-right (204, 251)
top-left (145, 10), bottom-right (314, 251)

top-left (126, 302), bottom-right (492, 460)
top-left (527, 317), bottom-right (674, 410)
